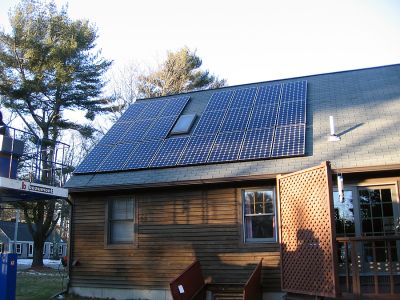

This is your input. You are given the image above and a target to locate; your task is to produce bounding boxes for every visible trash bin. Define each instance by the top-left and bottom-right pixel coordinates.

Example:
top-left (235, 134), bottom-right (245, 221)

top-left (0, 253), bottom-right (17, 300)
top-left (0, 136), bottom-right (24, 179)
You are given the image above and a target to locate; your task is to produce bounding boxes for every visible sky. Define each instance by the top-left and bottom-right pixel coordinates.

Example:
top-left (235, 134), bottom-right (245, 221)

top-left (1, 0), bottom-right (399, 86)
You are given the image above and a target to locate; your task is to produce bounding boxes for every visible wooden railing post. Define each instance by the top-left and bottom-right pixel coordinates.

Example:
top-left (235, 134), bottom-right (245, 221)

top-left (350, 240), bottom-right (360, 298)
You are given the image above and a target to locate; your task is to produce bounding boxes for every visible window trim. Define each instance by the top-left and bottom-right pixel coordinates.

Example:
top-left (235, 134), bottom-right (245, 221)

top-left (0, 242), bottom-right (4, 253)
top-left (242, 187), bottom-right (278, 244)
top-left (104, 196), bottom-right (138, 249)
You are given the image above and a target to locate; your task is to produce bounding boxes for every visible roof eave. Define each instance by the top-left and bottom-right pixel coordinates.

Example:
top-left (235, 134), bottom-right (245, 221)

top-left (67, 163), bottom-right (400, 194)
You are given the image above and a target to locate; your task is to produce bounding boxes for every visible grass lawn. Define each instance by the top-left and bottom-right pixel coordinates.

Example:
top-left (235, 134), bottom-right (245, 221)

top-left (16, 269), bottom-right (98, 300)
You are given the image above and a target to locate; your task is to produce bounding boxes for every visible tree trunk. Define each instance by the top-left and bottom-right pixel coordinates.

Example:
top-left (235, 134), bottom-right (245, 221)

top-left (32, 232), bottom-right (45, 268)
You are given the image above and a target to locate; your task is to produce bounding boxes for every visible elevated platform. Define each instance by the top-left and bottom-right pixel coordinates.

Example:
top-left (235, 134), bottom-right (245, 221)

top-left (0, 126), bottom-right (70, 203)
top-left (0, 177), bottom-right (68, 202)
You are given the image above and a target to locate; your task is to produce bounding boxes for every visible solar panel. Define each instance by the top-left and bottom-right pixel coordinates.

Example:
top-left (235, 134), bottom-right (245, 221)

top-left (229, 87), bottom-right (257, 108)
top-left (204, 90), bottom-right (233, 111)
top-left (97, 142), bottom-right (139, 172)
top-left (247, 104), bottom-right (278, 130)
top-left (220, 108), bottom-right (251, 133)
top-left (254, 84), bottom-right (281, 106)
top-left (281, 80), bottom-right (307, 102)
top-left (98, 122), bottom-right (133, 145)
top-left (239, 128), bottom-right (274, 160)
top-left (271, 124), bottom-right (305, 157)
top-left (178, 134), bottom-right (216, 165)
top-left (143, 116), bottom-right (178, 140)
top-left (75, 80), bottom-right (308, 174)
top-left (277, 100), bottom-right (306, 126)
top-left (208, 132), bottom-right (244, 163)
top-left (149, 137), bottom-right (190, 167)
top-left (117, 102), bottom-right (148, 123)
top-left (121, 119), bottom-right (155, 142)
top-left (160, 96), bottom-right (190, 117)
top-left (138, 99), bottom-right (168, 119)
top-left (123, 140), bottom-right (162, 170)
top-left (74, 144), bottom-right (114, 173)
top-left (193, 111), bottom-right (225, 135)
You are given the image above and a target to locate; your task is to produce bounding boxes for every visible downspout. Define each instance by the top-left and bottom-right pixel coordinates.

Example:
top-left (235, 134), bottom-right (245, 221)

top-left (66, 197), bottom-right (73, 294)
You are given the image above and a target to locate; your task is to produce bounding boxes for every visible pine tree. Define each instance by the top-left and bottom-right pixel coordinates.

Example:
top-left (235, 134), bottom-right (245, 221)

top-left (0, 0), bottom-right (113, 267)
top-left (137, 47), bottom-right (226, 98)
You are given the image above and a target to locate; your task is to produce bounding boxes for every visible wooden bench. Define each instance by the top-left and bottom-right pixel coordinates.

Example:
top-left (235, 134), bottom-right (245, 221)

top-left (170, 259), bottom-right (263, 300)
top-left (169, 260), bottom-right (207, 300)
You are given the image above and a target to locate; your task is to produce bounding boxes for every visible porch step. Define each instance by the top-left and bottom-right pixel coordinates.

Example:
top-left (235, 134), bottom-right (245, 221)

top-left (213, 292), bottom-right (243, 300)
top-left (209, 285), bottom-right (243, 300)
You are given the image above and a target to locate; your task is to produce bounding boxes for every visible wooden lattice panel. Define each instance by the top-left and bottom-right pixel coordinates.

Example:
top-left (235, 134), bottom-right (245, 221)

top-left (277, 162), bottom-right (338, 298)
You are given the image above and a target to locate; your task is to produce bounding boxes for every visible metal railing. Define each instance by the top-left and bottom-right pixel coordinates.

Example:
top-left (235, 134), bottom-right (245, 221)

top-left (1, 126), bottom-right (70, 187)
top-left (336, 235), bottom-right (400, 297)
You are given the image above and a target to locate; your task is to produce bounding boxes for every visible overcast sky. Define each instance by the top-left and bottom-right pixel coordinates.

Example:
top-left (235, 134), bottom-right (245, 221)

top-left (1, 0), bottom-right (399, 86)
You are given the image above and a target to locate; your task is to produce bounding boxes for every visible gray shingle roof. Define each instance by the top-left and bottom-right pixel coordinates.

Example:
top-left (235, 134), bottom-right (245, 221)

top-left (0, 221), bottom-right (64, 243)
top-left (66, 64), bottom-right (400, 191)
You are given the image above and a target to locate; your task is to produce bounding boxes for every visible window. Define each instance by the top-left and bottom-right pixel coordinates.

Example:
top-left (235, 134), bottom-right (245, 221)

top-left (107, 197), bottom-right (135, 244)
top-left (58, 245), bottom-right (63, 256)
top-left (333, 190), bottom-right (355, 237)
top-left (50, 244), bottom-right (54, 255)
top-left (16, 243), bottom-right (21, 254)
top-left (334, 185), bottom-right (399, 264)
top-left (359, 188), bottom-right (395, 236)
top-left (243, 189), bottom-right (276, 242)
top-left (170, 114), bottom-right (196, 135)
top-left (28, 243), bottom-right (33, 257)
top-left (0, 243), bottom-right (4, 253)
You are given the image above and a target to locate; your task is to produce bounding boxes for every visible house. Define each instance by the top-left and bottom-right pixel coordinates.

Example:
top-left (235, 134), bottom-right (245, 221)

top-left (0, 220), bottom-right (67, 259)
top-left (65, 64), bottom-right (400, 300)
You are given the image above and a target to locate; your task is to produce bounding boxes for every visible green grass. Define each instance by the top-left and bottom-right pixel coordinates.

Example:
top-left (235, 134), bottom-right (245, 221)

top-left (17, 269), bottom-right (63, 300)
top-left (16, 269), bottom-right (98, 300)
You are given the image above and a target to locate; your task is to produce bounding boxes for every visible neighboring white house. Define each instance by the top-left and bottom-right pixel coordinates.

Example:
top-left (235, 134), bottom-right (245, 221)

top-left (0, 220), bottom-right (67, 259)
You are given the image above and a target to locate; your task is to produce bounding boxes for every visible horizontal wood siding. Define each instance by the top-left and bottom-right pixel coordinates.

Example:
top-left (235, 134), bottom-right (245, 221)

top-left (70, 186), bottom-right (281, 291)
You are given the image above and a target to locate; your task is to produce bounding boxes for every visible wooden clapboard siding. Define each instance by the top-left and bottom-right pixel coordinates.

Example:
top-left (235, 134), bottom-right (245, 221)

top-left (70, 185), bottom-right (281, 291)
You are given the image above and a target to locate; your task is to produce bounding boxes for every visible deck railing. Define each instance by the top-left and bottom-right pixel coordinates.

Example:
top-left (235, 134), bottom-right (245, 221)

top-left (336, 235), bottom-right (400, 297)
top-left (0, 127), bottom-right (70, 186)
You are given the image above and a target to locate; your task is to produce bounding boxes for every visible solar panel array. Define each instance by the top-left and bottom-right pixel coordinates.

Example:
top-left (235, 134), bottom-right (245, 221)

top-left (75, 81), bottom-right (307, 174)
top-left (74, 96), bottom-right (190, 173)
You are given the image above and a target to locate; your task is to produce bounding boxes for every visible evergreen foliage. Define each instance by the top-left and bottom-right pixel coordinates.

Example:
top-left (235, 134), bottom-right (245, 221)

top-left (137, 46), bottom-right (226, 98)
top-left (0, 0), bottom-right (112, 267)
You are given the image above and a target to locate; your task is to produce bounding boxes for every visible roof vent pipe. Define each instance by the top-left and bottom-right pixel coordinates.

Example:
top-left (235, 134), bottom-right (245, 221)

top-left (328, 116), bottom-right (340, 141)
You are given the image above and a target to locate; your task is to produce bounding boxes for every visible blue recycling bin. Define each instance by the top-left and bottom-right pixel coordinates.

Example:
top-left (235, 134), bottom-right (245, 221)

top-left (0, 253), bottom-right (17, 300)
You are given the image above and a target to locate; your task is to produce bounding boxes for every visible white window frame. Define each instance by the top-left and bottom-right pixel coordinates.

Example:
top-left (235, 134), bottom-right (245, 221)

top-left (0, 242), bottom-right (4, 253)
top-left (58, 245), bottom-right (63, 256)
top-left (242, 188), bottom-right (277, 243)
top-left (15, 243), bottom-right (22, 254)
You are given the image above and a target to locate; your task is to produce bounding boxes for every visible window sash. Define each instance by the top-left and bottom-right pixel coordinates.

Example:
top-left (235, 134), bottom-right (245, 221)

top-left (108, 197), bottom-right (135, 244)
top-left (243, 189), bottom-right (276, 242)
